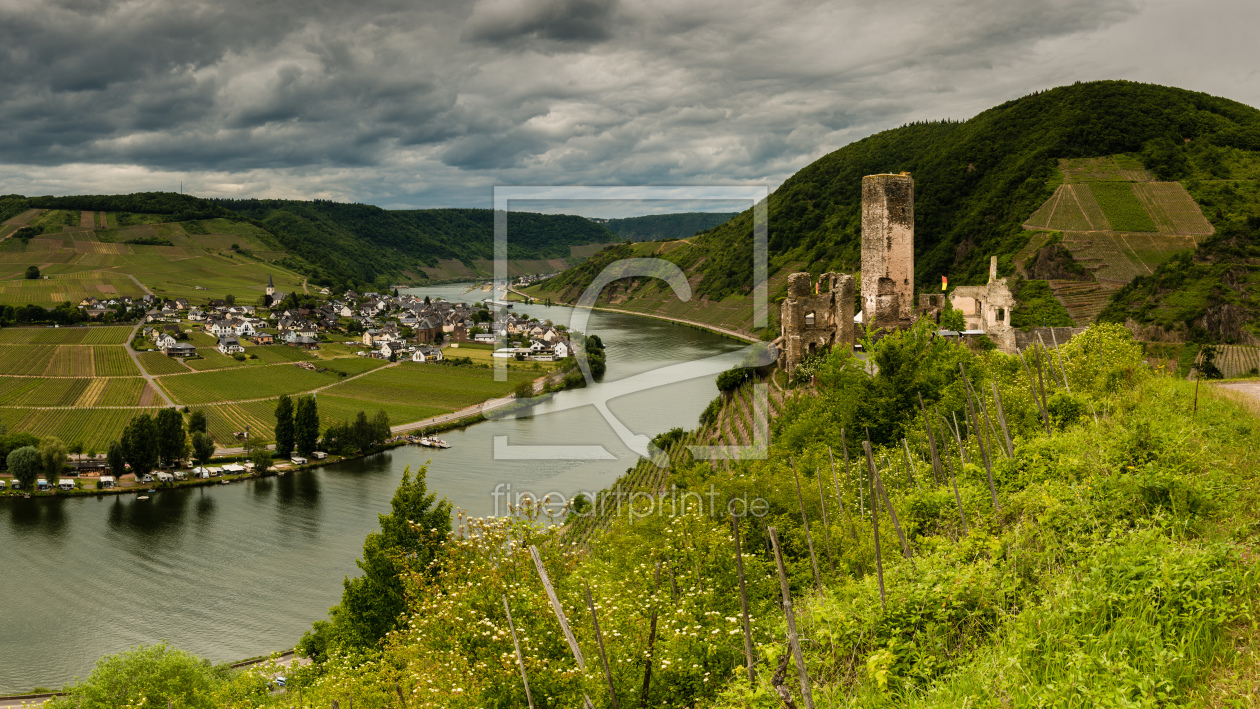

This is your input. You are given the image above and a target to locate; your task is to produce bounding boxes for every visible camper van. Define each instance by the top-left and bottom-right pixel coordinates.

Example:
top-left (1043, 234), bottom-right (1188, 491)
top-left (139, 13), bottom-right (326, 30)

top-left (36, 479), bottom-right (50, 491)
top-left (173, 471), bottom-right (188, 481)
top-left (100, 476), bottom-right (116, 489)
top-left (155, 472), bottom-right (173, 484)
top-left (0, 479), bottom-right (7, 491)
top-left (58, 479), bottom-right (76, 491)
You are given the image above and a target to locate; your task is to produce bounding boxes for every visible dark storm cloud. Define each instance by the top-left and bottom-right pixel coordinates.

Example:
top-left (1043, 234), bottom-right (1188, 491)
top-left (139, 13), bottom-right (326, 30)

top-left (462, 0), bottom-right (619, 44)
top-left (0, 0), bottom-right (1255, 208)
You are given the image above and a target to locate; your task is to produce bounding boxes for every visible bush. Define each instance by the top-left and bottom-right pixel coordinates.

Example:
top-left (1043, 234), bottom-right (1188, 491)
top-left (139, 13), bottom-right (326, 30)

top-left (24, 265), bottom-right (39, 279)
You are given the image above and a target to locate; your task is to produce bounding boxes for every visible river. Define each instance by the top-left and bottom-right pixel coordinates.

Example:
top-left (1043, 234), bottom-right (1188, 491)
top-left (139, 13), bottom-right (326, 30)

top-left (0, 284), bottom-right (745, 693)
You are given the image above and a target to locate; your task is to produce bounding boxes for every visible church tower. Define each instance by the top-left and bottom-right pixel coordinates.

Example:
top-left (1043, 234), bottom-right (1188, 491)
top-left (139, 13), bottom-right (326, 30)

top-left (266, 274), bottom-right (275, 297)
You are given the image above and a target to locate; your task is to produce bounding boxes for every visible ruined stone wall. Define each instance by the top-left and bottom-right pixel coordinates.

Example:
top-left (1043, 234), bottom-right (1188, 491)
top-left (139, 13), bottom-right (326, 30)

top-left (861, 173), bottom-right (914, 323)
top-left (779, 272), bottom-right (853, 372)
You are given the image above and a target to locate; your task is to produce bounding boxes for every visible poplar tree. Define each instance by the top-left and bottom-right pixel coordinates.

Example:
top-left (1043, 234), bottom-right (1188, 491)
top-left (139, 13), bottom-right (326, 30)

top-left (295, 395), bottom-right (319, 456)
top-left (274, 395), bottom-right (295, 458)
top-left (155, 408), bottom-right (185, 468)
top-left (122, 415), bottom-right (158, 480)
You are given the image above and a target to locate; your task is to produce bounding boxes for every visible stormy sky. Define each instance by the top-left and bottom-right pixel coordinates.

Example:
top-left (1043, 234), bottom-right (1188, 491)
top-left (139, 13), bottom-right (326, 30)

top-left (0, 0), bottom-right (1255, 214)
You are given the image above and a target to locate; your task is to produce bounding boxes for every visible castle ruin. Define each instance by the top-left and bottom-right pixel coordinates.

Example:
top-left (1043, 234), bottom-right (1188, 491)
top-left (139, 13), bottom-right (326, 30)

top-left (779, 172), bottom-right (916, 372)
top-left (948, 256), bottom-right (1017, 352)
top-left (778, 272), bottom-right (854, 372)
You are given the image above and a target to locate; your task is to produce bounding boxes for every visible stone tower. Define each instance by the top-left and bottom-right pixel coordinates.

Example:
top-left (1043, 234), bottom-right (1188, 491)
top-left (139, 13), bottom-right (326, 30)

top-left (861, 173), bottom-right (914, 327)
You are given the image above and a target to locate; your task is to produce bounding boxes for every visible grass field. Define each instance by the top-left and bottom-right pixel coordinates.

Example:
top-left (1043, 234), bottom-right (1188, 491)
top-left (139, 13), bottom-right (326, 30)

top-left (250, 345), bottom-right (317, 364)
top-left (1088, 182), bottom-right (1157, 232)
top-left (0, 326), bottom-right (132, 345)
top-left (157, 363), bottom-right (342, 404)
top-left (322, 363), bottom-right (530, 410)
top-left (137, 351), bottom-right (192, 375)
top-left (320, 357), bottom-right (389, 376)
top-left (192, 393), bottom-right (450, 447)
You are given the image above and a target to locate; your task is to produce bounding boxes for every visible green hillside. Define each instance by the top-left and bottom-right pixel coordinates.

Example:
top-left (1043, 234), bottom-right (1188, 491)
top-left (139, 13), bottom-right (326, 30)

top-left (535, 81), bottom-right (1260, 336)
top-left (0, 193), bottom-right (619, 296)
top-left (594, 212), bottom-right (739, 241)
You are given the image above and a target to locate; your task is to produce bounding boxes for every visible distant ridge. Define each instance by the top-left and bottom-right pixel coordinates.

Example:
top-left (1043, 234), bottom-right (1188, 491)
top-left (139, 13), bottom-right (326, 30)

top-left (592, 212), bottom-right (738, 242)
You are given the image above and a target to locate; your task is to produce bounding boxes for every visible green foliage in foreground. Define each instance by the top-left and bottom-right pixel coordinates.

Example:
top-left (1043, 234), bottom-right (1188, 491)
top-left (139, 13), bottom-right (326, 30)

top-left (61, 323), bottom-right (1260, 707)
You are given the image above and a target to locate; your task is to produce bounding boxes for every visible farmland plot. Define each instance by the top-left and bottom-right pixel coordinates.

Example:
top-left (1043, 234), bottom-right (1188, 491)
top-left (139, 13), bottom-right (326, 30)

top-left (93, 378), bottom-right (145, 406)
top-left (8, 377), bottom-right (93, 406)
top-left (0, 407), bottom-right (161, 451)
top-left (0, 345), bottom-right (57, 375)
top-left (94, 346), bottom-right (142, 376)
top-left (323, 363), bottom-right (529, 411)
top-left (157, 364), bottom-right (341, 404)
top-left (317, 395), bottom-right (445, 430)
top-left (1132, 182), bottom-right (1215, 236)
top-left (185, 350), bottom-right (247, 370)
top-left (43, 346), bottom-right (95, 376)
top-left (1089, 182), bottom-right (1157, 232)
top-left (195, 401), bottom-right (279, 447)
top-left (0, 377), bottom-right (44, 405)
top-left (250, 345), bottom-right (317, 364)
top-left (137, 351), bottom-right (191, 375)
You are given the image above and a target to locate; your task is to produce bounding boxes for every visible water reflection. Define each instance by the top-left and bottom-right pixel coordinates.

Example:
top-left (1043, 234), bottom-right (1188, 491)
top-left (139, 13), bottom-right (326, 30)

top-left (8, 497), bottom-right (68, 537)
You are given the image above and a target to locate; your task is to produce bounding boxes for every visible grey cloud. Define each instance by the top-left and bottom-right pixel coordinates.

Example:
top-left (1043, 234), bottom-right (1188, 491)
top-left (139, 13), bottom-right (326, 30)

top-left (0, 0), bottom-right (1254, 209)
top-left (462, 0), bottom-right (619, 44)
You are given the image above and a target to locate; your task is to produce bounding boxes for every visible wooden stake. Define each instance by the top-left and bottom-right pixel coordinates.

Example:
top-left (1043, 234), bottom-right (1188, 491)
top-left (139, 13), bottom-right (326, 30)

top-left (1020, 348), bottom-right (1051, 434)
top-left (813, 467), bottom-right (836, 574)
top-left (641, 562), bottom-right (661, 705)
top-left (991, 381), bottom-right (1014, 457)
top-left (1034, 343), bottom-right (1050, 419)
top-left (864, 440), bottom-right (912, 561)
top-left (790, 457), bottom-right (823, 591)
top-left (901, 438), bottom-right (920, 490)
top-left (842, 428), bottom-right (861, 517)
top-left (827, 446), bottom-right (858, 541)
top-left (949, 411), bottom-right (968, 465)
top-left (731, 517), bottom-right (756, 685)
top-left (937, 413), bottom-right (969, 536)
top-left (768, 527), bottom-right (816, 709)
top-left (962, 387), bottom-right (999, 512)
top-left (1050, 328), bottom-right (1071, 393)
top-left (585, 584), bottom-right (620, 709)
top-left (867, 469), bottom-right (887, 611)
top-left (503, 595), bottom-right (536, 709)
top-left (918, 392), bottom-right (943, 485)
top-left (529, 545), bottom-right (597, 709)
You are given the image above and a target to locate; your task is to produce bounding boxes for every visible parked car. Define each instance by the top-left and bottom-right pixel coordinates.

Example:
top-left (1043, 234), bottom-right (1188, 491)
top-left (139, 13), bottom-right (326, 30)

top-left (140, 474), bottom-right (154, 483)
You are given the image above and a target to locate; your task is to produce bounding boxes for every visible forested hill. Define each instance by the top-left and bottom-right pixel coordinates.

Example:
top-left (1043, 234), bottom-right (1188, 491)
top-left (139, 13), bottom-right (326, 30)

top-left (538, 81), bottom-right (1260, 305)
top-left (215, 200), bottom-right (617, 284)
top-left (593, 212), bottom-right (738, 241)
top-left (2, 192), bottom-right (617, 289)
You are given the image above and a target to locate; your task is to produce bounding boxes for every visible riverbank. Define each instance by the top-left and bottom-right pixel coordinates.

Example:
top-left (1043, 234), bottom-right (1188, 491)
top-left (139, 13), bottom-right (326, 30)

top-left (507, 287), bottom-right (760, 343)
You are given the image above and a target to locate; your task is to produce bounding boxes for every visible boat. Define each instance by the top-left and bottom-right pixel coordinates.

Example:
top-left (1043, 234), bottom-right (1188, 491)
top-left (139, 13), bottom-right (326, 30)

top-left (137, 496), bottom-right (149, 500)
top-left (415, 437), bottom-right (451, 449)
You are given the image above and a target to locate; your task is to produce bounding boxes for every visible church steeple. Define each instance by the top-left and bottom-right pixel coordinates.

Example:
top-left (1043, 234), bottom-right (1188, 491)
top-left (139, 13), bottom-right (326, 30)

top-left (266, 274), bottom-right (275, 297)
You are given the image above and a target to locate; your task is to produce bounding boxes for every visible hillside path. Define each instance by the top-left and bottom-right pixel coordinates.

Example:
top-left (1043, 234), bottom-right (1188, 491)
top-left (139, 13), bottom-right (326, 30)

top-left (126, 321), bottom-right (175, 408)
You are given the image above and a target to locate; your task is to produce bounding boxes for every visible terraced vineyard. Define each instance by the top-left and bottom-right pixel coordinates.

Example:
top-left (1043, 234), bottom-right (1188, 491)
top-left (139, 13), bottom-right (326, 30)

top-left (1046, 280), bottom-right (1125, 326)
top-left (1024, 155), bottom-right (1215, 324)
top-left (1206, 345), bottom-right (1260, 379)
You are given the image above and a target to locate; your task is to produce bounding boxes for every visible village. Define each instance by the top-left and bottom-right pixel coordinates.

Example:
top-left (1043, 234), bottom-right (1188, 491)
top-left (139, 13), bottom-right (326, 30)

top-left (76, 275), bottom-right (576, 365)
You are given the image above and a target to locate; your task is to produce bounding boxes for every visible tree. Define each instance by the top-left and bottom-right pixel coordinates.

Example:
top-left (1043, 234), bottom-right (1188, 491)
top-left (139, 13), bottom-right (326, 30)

top-left (250, 449), bottom-right (272, 474)
top-left (24, 265), bottom-right (40, 280)
top-left (298, 466), bottom-right (451, 656)
top-left (68, 441), bottom-right (84, 464)
top-left (8, 446), bottom-right (41, 489)
top-left (350, 411), bottom-right (373, 453)
top-left (47, 642), bottom-right (222, 709)
top-left (274, 395), bottom-right (295, 458)
top-left (38, 437), bottom-right (68, 486)
top-left (188, 410), bottom-right (207, 434)
top-left (191, 431), bottom-right (216, 467)
top-left (372, 410), bottom-right (391, 445)
top-left (106, 441), bottom-right (126, 477)
top-left (295, 395), bottom-right (319, 456)
top-left (225, 294), bottom-right (236, 306)
top-left (122, 415), bottom-right (158, 480)
top-left (155, 408), bottom-right (185, 468)
top-left (940, 306), bottom-right (966, 331)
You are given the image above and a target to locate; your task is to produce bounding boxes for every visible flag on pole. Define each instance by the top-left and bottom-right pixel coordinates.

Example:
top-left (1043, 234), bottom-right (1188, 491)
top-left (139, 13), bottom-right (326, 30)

top-left (941, 275), bottom-right (948, 291)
